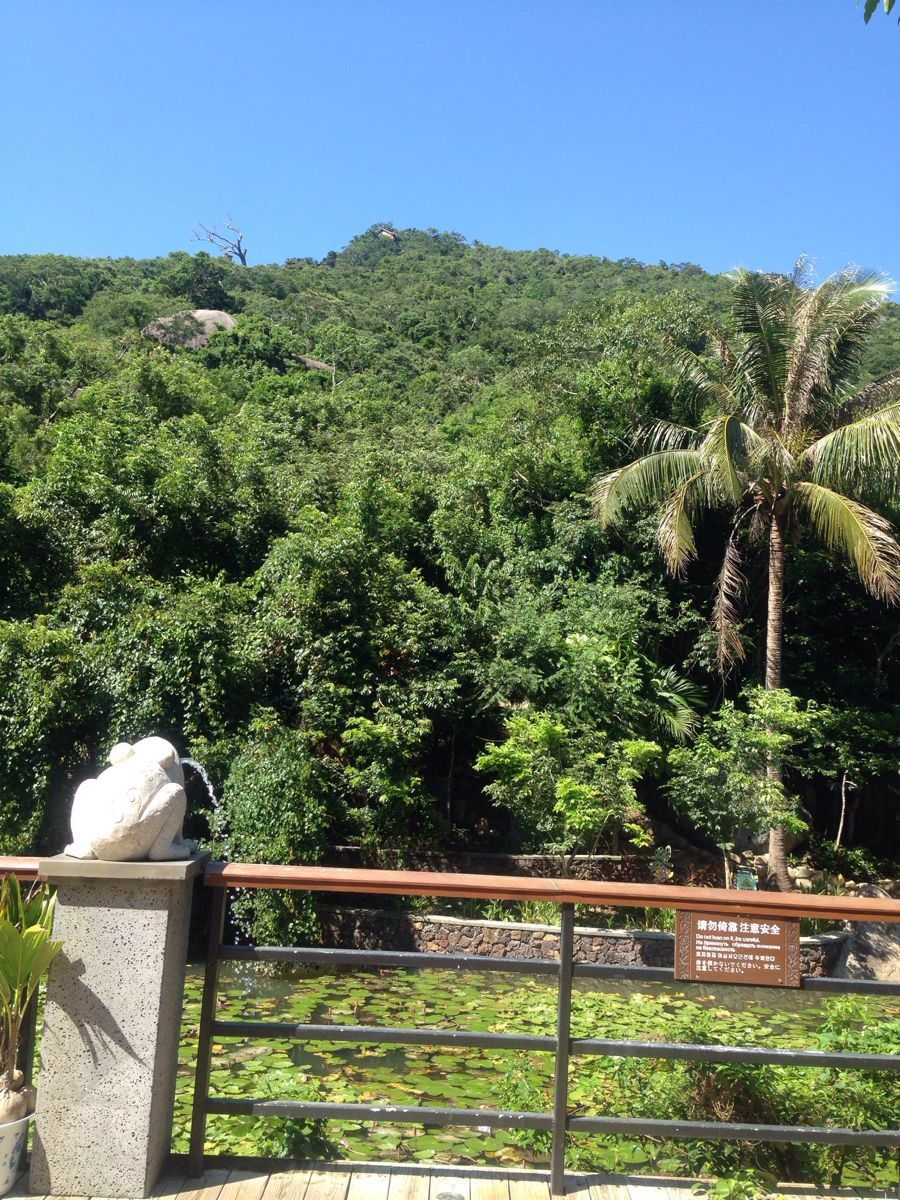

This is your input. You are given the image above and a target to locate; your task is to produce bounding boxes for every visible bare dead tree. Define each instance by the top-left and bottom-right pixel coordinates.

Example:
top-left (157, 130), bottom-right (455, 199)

top-left (193, 217), bottom-right (249, 265)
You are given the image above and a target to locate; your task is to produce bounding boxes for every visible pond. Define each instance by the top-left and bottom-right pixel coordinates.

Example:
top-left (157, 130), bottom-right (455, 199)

top-left (174, 963), bottom-right (900, 1186)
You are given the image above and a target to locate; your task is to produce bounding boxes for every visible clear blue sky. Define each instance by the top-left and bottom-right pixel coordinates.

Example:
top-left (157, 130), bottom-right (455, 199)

top-left (3, 1), bottom-right (898, 282)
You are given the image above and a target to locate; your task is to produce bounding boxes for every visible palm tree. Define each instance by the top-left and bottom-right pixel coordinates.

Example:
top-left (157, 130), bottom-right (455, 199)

top-left (593, 263), bottom-right (900, 889)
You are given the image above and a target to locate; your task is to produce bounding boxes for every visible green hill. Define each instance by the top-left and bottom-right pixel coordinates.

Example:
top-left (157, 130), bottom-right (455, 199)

top-left (1, 227), bottom-right (897, 919)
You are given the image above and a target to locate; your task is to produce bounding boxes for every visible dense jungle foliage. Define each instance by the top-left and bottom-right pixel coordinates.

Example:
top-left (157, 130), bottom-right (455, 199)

top-left (1, 226), bottom-right (898, 932)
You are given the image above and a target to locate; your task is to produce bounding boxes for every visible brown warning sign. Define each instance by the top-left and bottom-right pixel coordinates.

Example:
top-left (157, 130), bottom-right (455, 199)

top-left (675, 911), bottom-right (801, 987)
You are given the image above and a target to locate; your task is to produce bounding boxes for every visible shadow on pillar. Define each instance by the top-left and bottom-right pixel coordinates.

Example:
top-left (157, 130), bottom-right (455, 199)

top-left (30, 853), bottom-right (209, 1199)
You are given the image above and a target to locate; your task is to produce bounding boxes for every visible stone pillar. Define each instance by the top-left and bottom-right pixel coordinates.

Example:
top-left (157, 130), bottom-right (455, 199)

top-left (30, 853), bottom-right (209, 1199)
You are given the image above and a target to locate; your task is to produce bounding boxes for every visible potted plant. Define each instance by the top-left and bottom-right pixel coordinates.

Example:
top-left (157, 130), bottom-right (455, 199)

top-left (0, 875), bottom-right (61, 1196)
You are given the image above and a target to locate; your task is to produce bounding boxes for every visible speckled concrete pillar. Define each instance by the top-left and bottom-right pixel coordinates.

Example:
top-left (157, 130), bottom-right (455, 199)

top-left (30, 853), bottom-right (209, 1199)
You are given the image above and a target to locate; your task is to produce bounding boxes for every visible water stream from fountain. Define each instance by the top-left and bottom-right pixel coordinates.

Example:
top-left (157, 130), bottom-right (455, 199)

top-left (181, 757), bottom-right (230, 859)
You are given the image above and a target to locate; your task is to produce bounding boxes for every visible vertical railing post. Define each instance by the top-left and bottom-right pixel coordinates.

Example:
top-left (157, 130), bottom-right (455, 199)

top-left (16, 994), bottom-right (38, 1087)
top-left (551, 902), bottom-right (575, 1197)
top-left (188, 883), bottom-right (227, 1176)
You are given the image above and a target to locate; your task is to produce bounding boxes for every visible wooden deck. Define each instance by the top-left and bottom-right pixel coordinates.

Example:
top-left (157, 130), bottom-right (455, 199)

top-left (10, 1163), bottom-right (897, 1200)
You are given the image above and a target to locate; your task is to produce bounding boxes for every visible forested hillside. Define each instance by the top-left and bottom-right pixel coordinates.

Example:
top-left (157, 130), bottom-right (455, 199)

top-left (2, 226), bottom-right (898, 932)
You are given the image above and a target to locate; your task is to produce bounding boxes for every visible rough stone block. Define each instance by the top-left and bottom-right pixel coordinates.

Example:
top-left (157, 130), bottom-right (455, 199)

top-left (30, 854), bottom-right (208, 1199)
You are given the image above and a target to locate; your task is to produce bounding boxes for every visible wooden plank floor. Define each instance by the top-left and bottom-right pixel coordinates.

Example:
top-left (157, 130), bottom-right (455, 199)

top-left (9, 1163), bottom-right (896, 1200)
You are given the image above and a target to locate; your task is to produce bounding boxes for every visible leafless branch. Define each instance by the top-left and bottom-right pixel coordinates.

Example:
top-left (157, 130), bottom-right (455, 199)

top-left (193, 217), bottom-right (248, 266)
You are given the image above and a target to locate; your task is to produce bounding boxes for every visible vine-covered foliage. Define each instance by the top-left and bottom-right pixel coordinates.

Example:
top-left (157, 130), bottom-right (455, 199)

top-left (1, 228), bottom-right (898, 905)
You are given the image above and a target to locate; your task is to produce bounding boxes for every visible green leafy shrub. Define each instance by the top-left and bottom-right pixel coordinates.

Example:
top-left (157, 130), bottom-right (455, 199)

top-left (222, 713), bottom-right (332, 944)
top-left (0, 875), bottom-right (62, 1119)
top-left (475, 711), bottom-right (660, 859)
top-left (0, 623), bottom-right (93, 852)
top-left (807, 836), bottom-right (889, 881)
top-left (667, 688), bottom-right (812, 858)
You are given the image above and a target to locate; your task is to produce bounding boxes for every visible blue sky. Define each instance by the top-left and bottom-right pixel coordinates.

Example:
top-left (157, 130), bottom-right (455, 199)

top-left (3, 1), bottom-right (898, 282)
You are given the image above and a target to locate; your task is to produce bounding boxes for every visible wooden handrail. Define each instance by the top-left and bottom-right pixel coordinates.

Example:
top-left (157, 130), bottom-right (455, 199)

top-left (203, 861), bottom-right (900, 922)
top-left (0, 855), bottom-right (41, 881)
top-left (5, 853), bottom-right (896, 921)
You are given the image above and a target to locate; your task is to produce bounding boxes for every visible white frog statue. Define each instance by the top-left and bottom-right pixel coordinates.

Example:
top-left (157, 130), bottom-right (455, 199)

top-left (66, 736), bottom-right (198, 861)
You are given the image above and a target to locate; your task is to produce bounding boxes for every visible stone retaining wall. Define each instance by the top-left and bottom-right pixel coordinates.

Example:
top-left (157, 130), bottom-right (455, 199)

top-left (326, 848), bottom-right (630, 881)
top-left (316, 907), bottom-right (848, 976)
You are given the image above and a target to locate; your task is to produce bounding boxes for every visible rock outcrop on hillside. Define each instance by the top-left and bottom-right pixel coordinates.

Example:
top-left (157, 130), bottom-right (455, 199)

top-left (142, 308), bottom-right (236, 348)
top-left (834, 884), bottom-right (900, 980)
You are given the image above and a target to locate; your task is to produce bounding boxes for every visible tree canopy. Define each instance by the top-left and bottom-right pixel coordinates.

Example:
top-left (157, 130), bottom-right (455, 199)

top-left (0, 228), bottom-right (897, 928)
top-left (594, 262), bottom-right (900, 887)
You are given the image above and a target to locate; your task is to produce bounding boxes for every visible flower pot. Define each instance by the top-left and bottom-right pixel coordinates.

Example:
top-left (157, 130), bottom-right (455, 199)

top-left (0, 1115), bottom-right (30, 1197)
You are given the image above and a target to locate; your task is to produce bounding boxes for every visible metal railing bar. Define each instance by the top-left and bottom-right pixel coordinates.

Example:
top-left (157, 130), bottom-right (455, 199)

top-left (188, 885), bottom-right (226, 1175)
top-left (205, 1097), bottom-right (554, 1129)
top-left (573, 962), bottom-right (900, 995)
top-left (570, 1037), bottom-right (900, 1071)
top-left (566, 1114), bottom-right (900, 1147)
top-left (220, 946), bottom-right (900, 995)
top-left (212, 1019), bottom-right (555, 1052)
top-left (551, 903), bottom-right (575, 1198)
top-left (799, 976), bottom-right (900, 996)
top-left (203, 1096), bottom-right (900, 1147)
top-left (219, 944), bottom-right (559, 974)
top-left (208, 1018), bottom-right (900, 1070)
top-left (208, 1017), bottom-right (899, 1073)
top-left (573, 964), bottom-right (675, 982)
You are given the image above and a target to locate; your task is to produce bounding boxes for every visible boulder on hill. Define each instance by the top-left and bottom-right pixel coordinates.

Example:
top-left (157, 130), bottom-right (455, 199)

top-left (142, 308), bottom-right (236, 349)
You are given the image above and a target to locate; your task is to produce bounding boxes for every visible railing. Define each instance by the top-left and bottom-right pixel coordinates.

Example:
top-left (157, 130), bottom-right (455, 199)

top-left (0, 855), bottom-right (41, 880)
top-left (3, 853), bottom-right (899, 1193)
top-left (189, 863), bottom-right (900, 1197)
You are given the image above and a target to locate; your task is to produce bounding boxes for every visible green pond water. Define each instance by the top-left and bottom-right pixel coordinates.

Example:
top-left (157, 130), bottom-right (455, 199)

top-left (174, 964), bottom-right (900, 1185)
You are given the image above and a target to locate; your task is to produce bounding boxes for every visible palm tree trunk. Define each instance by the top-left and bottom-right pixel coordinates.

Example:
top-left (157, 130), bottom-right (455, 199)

top-left (765, 510), bottom-right (784, 691)
top-left (765, 507), bottom-right (793, 891)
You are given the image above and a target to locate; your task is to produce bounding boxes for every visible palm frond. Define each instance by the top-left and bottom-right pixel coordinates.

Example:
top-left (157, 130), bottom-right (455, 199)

top-left (592, 449), bottom-right (703, 526)
top-left (639, 420), bottom-right (703, 453)
top-left (712, 533), bottom-right (748, 672)
top-left (657, 471), bottom-right (709, 574)
top-left (839, 365), bottom-right (900, 418)
top-left (793, 481), bottom-right (900, 602)
top-left (790, 256), bottom-right (815, 291)
top-left (651, 666), bottom-right (704, 741)
top-left (749, 430), bottom-right (797, 494)
top-left (668, 340), bottom-right (742, 414)
top-left (785, 268), bottom-right (891, 429)
top-left (699, 414), bottom-right (764, 502)
top-left (728, 268), bottom-right (792, 412)
top-left (747, 503), bottom-right (770, 544)
top-left (801, 401), bottom-right (900, 500)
